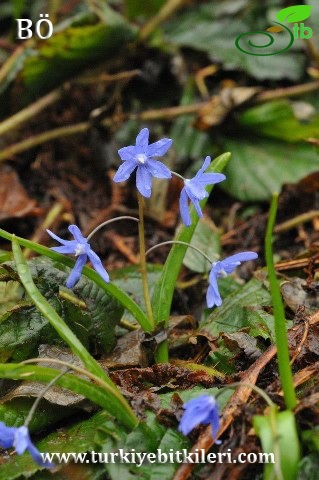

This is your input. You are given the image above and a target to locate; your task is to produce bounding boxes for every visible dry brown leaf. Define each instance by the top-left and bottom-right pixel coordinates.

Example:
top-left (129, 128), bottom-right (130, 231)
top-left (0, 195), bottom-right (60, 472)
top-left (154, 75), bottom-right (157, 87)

top-left (0, 166), bottom-right (40, 220)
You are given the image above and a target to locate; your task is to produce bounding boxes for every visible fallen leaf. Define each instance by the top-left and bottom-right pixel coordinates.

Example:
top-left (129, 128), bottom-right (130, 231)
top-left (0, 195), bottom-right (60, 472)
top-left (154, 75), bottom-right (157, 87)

top-left (0, 166), bottom-right (39, 220)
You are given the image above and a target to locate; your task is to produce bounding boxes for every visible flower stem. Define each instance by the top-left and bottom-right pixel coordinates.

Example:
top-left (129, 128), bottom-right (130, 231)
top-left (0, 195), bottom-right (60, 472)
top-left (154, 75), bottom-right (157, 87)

top-left (86, 216), bottom-right (139, 241)
top-left (265, 193), bottom-right (297, 410)
top-left (146, 240), bottom-right (214, 264)
top-left (24, 368), bottom-right (69, 427)
top-left (137, 193), bottom-right (154, 329)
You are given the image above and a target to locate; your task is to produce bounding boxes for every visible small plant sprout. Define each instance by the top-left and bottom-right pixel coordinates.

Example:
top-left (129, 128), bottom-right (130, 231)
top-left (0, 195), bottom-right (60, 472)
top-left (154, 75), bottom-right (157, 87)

top-left (113, 127), bottom-right (172, 198)
top-left (173, 156), bottom-right (226, 227)
top-left (207, 252), bottom-right (259, 308)
top-left (178, 394), bottom-right (221, 443)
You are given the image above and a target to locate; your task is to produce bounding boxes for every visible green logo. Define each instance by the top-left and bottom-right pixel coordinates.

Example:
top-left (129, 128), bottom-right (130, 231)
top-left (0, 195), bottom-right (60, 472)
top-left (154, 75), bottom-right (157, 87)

top-left (235, 5), bottom-right (313, 56)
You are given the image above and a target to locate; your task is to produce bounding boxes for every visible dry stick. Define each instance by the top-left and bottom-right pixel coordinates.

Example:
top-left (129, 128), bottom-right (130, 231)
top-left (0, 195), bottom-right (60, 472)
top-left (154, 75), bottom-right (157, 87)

top-left (1, 80), bottom-right (319, 162)
top-left (256, 80), bottom-right (319, 102)
top-left (23, 201), bottom-right (64, 258)
top-left (274, 210), bottom-right (319, 234)
top-left (0, 88), bottom-right (62, 136)
top-left (0, 122), bottom-right (89, 161)
top-left (139, 0), bottom-right (188, 41)
top-left (173, 310), bottom-right (319, 480)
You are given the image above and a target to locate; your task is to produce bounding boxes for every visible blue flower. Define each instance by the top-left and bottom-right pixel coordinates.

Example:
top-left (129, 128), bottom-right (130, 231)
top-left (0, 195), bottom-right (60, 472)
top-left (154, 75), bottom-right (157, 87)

top-left (0, 422), bottom-right (54, 468)
top-left (47, 225), bottom-right (109, 288)
top-left (179, 156), bottom-right (226, 227)
top-left (207, 252), bottom-right (258, 308)
top-left (113, 127), bottom-right (172, 198)
top-left (178, 394), bottom-right (220, 442)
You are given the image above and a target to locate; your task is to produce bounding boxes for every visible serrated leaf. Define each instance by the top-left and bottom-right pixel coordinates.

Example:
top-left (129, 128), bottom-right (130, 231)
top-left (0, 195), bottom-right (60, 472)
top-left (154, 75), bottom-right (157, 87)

top-left (276, 5), bottom-right (312, 23)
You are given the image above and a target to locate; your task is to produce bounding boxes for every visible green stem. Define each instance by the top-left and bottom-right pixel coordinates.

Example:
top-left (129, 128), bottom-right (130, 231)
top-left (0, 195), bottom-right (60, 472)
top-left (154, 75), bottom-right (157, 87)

top-left (265, 194), bottom-right (297, 410)
top-left (154, 340), bottom-right (169, 363)
top-left (137, 193), bottom-right (154, 329)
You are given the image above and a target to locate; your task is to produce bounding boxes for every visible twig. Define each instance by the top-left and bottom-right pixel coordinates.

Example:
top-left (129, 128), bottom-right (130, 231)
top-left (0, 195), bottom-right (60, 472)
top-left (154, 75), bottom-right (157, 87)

top-left (0, 122), bottom-right (89, 161)
top-left (139, 0), bottom-right (188, 42)
top-left (1, 79), bottom-right (318, 162)
top-left (23, 201), bottom-right (64, 258)
top-left (274, 210), bottom-right (319, 234)
top-left (0, 88), bottom-right (62, 136)
top-left (256, 80), bottom-right (319, 103)
top-left (173, 310), bottom-right (319, 480)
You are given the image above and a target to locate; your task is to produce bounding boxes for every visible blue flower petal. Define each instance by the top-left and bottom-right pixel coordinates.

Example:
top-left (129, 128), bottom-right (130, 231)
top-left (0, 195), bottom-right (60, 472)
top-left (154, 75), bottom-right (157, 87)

top-left (198, 173), bottom-right (226, 186)
top-left (68, 225), bottom-right (87, 244)
top-left (179, 395), bottom-right (220, 440)
top-left (50, 244), bottom-right (77, 254)
top-left (206, 272), bottom-right (222, 308)
top-left (0, 422), bottom-right (15, 448)
top-left (27, 441), bottom-right (55, 468)
top-left (195, 156), bottom-right (211, 177)
top-left (0, 424), bottom-right (54, 468)
top-left (87, 250), bottom-right (110, 283)
top-left (185, 181), bottom-right (207, 201)
top-left (136, 128), bottom-right (149, 148)
top-left (179, 188), bottom-right (191, 227)
top-left (220, 252), bottom-right (258, 274)
top-left (136, 165), bottom-right (152, 197)
top-left (117, 146), bottom-right (136, 161)
top-left (147, 159), bottom-right (172, 178)
top-left (113, 160), bottom-right (137, 182)
top-left (191, 198), bottom-right (204, 218)
top-left (66, 254), bottom-right (87, 288)
top-left (147, 138), bottom-right (173, 157)
top-left (46, 229), bottom-right (70, 246)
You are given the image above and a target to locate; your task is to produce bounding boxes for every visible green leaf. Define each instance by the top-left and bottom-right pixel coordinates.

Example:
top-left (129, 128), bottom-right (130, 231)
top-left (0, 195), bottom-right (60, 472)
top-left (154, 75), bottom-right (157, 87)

top-left (0, 279), bottom-right (24, 317)
top-left (221, 137), bottom-right (319, 201)
top-left (125, 0), bottom-right (165, 19)
top-left (183, 218), bottom-right (220, 273)
top-left (164, 3), bottom-right (305, 81)
top-left (0, 410), bottom-right (116, 479)
top-left (0, 398), bottom-right (77, 433)
top-left (297, 454), bottom-right (319, 480)
top-left (302, 427), bottom-right (319, 452)
top-left (0, 363), bottom-right (137, 430)
top-left (254, 408), bottom-right (301, 480)
top-left (200, 279), bottom-right (272, 337)
top-left (0, 229), bottom-right (151, 331)
top-left (152, 152), bottom-right (231, 325)
top-left (238, 100), bottom-right (319, 142)
top-left (276, 5), bottom-right (313, 23)
top-left (0, 257), bottom-right (123, 360)
top-left (21, 21), bottom-right (136, 98)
